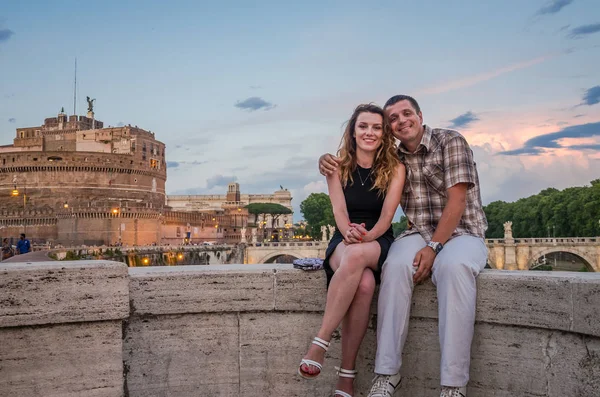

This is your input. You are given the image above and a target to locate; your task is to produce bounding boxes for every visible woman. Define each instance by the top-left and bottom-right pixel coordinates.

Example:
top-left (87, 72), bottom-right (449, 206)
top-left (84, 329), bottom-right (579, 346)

top-left (298, 104), bottom-right (405, 397)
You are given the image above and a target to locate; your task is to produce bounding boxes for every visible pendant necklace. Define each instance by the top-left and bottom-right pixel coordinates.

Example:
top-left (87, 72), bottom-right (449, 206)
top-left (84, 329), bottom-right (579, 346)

top-left (357, 166), bottom-right (372, 186)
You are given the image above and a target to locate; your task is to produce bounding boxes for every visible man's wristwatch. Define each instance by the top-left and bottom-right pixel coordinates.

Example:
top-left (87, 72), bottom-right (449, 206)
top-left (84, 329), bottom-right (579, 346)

top-left (427, 241), bottom-right (443, 255)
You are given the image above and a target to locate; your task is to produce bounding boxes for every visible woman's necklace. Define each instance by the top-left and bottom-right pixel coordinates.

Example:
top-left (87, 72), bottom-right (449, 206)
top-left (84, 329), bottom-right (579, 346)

top-left (357, 166), bottom-right (372, 186)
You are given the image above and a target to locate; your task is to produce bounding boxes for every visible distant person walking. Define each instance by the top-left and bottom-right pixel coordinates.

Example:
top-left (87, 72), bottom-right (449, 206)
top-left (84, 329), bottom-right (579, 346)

top-left (2, 238), bottom-right (14, 260)
top-left (16, 233), bottom-right (31, 254)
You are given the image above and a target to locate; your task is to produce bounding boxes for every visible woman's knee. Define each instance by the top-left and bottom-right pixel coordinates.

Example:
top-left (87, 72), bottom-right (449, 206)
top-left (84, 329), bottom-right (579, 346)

top-left (339, 245), bottom-right (368, 272)
top-left (356, 269), bottom-right (376, 297)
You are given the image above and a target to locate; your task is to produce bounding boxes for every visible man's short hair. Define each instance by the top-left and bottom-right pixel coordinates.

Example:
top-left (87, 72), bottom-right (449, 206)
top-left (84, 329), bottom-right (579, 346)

top-left (20, 233), bottom-right (26, 238)
top-left (384, 95), bottom-right (421, 114)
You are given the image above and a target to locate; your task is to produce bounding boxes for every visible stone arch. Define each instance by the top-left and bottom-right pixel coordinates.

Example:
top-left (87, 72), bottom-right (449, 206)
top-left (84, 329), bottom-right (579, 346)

top-left (257, 251), bottom-right (303, 264)
top-left (529, 248), bottom-right (595, 271)
top-left (262, 253), bottom-right (301, 264)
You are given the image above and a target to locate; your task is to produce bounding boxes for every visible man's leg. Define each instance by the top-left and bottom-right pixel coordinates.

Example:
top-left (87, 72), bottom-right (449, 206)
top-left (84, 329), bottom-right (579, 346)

top-left (431, 235), bottom-right (487, 387)
top-left (375, 233), bottom-right (426, 374)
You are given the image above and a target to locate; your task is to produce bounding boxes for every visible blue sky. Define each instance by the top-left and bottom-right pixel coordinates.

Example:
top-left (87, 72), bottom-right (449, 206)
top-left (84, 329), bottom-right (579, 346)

top-left (1, 0), bottom-right (599, 221)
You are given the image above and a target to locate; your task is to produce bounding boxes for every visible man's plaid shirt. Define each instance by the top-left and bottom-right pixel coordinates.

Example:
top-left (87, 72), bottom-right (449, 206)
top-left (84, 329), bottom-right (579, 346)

top-left (397, 125), bottom-right (487, 242)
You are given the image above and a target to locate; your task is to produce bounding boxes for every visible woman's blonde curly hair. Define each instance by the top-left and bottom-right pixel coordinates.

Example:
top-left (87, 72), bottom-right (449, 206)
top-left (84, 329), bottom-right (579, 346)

top-left (337, 103), bottom-right (399, 195)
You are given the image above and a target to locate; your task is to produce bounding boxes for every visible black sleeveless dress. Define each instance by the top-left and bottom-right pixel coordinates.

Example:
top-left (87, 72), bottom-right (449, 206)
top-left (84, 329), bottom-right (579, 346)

top-left (324, 165), bottom-right (395, 285)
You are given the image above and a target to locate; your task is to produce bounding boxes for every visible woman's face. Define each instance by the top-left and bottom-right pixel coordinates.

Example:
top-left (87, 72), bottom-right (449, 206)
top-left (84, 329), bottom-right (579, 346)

top-left (354, 112), bottom-right (383, 154)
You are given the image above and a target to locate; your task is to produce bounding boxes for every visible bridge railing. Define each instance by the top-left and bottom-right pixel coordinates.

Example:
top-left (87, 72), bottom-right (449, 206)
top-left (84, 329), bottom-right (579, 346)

top-left (246, 241), bottom-right (326, 248)
top-left (486, 237), bottom-right (598, 244)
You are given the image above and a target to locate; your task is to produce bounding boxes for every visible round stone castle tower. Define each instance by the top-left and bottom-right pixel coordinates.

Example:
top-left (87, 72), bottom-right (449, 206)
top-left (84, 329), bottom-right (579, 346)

top-left (0, 109), bottom-right (167, 246)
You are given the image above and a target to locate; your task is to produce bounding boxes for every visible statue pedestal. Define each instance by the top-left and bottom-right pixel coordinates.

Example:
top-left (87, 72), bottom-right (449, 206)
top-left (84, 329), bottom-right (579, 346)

top-left (87, 111), bottom-right (94, 119)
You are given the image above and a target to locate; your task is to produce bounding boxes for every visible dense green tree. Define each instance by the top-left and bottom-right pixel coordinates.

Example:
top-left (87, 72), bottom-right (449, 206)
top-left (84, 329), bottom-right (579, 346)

top-left (483, 180), bottom-right (600, 238)
top-left (245, 203), bottom-right (292, 228)
top-left (299, 193), bottom-right (335, 238)
top-left (392, 216), bottom-right (408, 237)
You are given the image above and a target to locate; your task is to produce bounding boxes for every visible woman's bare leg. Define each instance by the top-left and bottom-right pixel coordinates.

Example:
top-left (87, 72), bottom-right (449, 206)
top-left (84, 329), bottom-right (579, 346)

top-left (301, 242), bottom-right (380, 375)
top-left (336, 268), bottom-right (376, 394)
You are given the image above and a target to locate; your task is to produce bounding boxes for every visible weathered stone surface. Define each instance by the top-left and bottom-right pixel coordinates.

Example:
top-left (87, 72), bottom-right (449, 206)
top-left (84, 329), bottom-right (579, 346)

top-left (274, 265), bottom-right (327, 311)
top-left (475, 271), bottom-right (573, 332)
top-left (571, 275), bottom-right (600, 337)
top-left (398, 320), bottom-right (600, 397)
top-left (0, 320), bottom-right (123, 397)
top-left (410, 279), bottom-right (438, 319)
top-left (129, 265), bottom-right (275, 315)
top-left (124, 313), bottom-right (239, 397)
top-left (0, 260), bottom-right (128, 327)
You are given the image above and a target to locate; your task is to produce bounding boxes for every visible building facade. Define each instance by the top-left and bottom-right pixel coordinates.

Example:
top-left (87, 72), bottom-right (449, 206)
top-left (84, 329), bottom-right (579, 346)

top-left (167, 182), bottom-right (294, 243)
top-left (0, 109), bottom-right (225, 246)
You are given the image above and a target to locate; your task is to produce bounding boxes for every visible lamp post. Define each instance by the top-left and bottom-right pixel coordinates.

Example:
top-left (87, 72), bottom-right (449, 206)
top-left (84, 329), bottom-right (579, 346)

top-left (10, 184), bottom-right (27, 235)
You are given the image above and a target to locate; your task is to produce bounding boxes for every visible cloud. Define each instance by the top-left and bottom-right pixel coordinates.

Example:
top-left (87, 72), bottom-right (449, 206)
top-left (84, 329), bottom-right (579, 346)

top-left (206, 174), bottom-right (237, 189)
top-left (574, 114), bottom-right (586, 118)
top-left (249, 85), bottom-right (262, 90)
top-left (167, 161), bottom-right (180, 168)
top-left (473, 142), bottom-right (600, 205)
top-left (535, 0), bottom-right (574, 16)
top-left (568, 144), bottom-right (600, 150)
top-left (568, 23), bottom-right (600, 38)
top-left (116, 122), bottom-right (125, 127)
top-left (448, 111), bottom-right (479, 129)
top-left (581, 86), bottom-right (600, 106)
top-left (499, 122), bottom-right (600, 155)
top-left (0, 29), bottom-right (14, 43)
top-left (8, 118), bottom-right (16, 123)
top-left (557, 24), bottom-right (571, 32)
top-left (234, 97), bottom-right (276, 111)
top-left (417, 54), bottom-right (558, 96)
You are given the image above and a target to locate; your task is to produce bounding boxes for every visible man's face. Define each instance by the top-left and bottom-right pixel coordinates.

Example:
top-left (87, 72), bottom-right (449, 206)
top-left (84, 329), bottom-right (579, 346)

top-left (385, 100), bottom-right (424, 145)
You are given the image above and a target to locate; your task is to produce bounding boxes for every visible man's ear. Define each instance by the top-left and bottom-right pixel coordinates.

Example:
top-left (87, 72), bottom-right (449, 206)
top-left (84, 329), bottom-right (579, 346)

top-left (418, 112), bottom-right (423, 125)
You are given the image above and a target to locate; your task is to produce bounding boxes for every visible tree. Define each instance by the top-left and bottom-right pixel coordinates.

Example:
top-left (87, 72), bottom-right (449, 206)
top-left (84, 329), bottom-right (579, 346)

top-left (245, 203), bottom-right (292, 240)
top-left (392, 216), bottom-right (408, 237)
top-left (483, 180), bottom-right (600, 238)
top-left (300, 193), bottom-right (335, 238)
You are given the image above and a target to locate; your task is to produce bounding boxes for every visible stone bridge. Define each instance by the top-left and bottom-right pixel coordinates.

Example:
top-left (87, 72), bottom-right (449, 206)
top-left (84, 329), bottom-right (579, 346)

top-left (486, 237), bottom-right (599, 271)
top-left (244, 241), bottom-right (327, 264)
top-left (244, 237), bottom-right (599, 271)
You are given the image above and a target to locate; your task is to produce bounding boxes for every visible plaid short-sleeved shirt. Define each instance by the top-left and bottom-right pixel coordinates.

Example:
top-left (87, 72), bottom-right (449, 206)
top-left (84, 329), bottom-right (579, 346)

top-left (397, 125), bottom-right (487, 242)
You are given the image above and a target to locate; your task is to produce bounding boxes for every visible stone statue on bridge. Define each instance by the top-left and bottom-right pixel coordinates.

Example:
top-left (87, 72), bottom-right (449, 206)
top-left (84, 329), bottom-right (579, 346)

top-left (321, 225), bottom-right (327, 242)
top-left (327, 225), bottom-right (335, 240)
top-left (240, 227), bottom-right (247, 243)
top-left (503, 221), bottom-right (513, 240)
top-left (251, 228), bottom-right (257, 244)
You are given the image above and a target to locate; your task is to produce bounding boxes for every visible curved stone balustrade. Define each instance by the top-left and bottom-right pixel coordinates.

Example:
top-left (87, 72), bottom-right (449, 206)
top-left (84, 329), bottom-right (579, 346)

top-left (1, 262), bottom-right (598, 396)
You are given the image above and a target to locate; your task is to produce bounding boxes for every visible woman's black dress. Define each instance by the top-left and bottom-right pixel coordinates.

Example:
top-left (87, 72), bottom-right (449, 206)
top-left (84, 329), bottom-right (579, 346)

top-left (323, 165), bottom-right (394, 285)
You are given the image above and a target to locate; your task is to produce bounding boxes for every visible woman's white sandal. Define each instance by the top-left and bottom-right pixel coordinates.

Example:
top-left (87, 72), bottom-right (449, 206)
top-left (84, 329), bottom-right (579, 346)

top-left (298, 337), bottom-right (331, 379)
top-left (333, 367), bottom-right (358, 397)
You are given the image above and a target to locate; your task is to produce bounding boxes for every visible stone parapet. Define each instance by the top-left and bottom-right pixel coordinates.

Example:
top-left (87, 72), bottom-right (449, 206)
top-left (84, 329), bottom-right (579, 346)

top-left (1, 262), bottom-right (599, 396)
top-left (0, 260), bottom-right (129, 397)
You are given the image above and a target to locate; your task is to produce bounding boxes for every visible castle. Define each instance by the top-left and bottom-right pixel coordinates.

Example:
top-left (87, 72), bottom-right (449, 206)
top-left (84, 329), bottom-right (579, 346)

top-left (0, 108), bottom-right (292, 246)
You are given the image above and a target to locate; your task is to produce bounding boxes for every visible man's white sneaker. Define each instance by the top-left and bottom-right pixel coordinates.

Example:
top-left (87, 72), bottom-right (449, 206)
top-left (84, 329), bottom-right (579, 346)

top-left (367, 373), bottom-right (402, 397)
top-left (440, 386), bottom-right (467, 397)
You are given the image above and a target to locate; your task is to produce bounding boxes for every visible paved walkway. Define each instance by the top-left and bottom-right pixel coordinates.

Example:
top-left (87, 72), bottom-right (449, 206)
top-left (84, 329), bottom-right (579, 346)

top-left (1, 250), bottom-right (53, 263)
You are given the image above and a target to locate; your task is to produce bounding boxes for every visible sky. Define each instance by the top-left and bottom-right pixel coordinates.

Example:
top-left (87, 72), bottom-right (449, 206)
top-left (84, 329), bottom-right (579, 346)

top-left (1, 0), bottom-right (599, 222)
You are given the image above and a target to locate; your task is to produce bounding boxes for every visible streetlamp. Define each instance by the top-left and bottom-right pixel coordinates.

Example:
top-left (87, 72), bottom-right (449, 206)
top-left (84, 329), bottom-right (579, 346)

top-left (10, 185), bottom-right (27, 234)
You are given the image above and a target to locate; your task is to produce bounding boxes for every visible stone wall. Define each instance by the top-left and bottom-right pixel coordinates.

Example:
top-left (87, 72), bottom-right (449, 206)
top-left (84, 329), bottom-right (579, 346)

top-left (1, 261), bottom-right (599, 397)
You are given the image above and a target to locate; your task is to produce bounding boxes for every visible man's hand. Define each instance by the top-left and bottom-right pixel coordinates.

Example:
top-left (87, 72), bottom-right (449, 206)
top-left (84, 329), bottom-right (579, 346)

top-left (412, 246), bottom-right (436, 284)
top-left (319, 154), bottom-right (341, 176)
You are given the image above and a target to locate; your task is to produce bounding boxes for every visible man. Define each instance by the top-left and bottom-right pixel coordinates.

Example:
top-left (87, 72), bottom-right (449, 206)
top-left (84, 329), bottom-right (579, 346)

top-left (319, 95), bottom-right (488, 397)
top-left (16, 233), bottom-right (31, 255)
